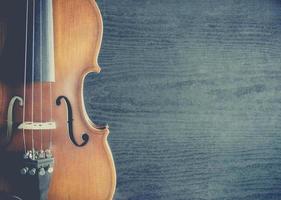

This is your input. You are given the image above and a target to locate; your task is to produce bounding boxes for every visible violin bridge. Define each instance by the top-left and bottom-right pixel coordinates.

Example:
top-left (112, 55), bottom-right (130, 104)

top-left (18, 122), bottom-right (56, 130)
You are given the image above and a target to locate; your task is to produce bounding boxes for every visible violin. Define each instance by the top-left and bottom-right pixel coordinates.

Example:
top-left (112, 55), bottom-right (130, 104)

top-left (0, 0), bottom-right (116, 199)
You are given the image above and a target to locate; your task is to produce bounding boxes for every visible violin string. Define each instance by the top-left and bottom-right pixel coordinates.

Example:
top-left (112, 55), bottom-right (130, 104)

top-left (31, 0), bottom-right (35, 153)
top-left (49, 82), bottom-right (53, 149)
top-left (22, 0), bottom-right (29, 154)
top-left (49, 1), bottom-right (54, 150)
top-left (40, 0), bottom-right (43, 151)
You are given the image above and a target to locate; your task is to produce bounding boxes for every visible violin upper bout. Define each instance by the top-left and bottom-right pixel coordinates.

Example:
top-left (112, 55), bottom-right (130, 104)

top-left (89, 0), bottom-right (104, 73)
top-left (53, 0), bottom-right (104, 76)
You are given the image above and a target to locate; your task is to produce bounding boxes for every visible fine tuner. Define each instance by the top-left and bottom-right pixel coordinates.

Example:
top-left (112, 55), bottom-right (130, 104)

top-left (20, 149), bottom-right (54, 176)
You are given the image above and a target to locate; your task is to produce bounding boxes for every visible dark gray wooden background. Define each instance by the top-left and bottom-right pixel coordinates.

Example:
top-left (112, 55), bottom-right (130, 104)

top-left (84, 0), bottom-right (281, 199)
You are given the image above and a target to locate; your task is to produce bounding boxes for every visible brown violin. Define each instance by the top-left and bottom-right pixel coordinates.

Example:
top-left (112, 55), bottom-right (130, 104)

top-left (0, 0), bottom-right (116, 199)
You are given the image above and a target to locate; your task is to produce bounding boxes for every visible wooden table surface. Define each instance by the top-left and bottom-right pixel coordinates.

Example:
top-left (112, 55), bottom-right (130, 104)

top-left (85, 0), bottom-right (281, 199)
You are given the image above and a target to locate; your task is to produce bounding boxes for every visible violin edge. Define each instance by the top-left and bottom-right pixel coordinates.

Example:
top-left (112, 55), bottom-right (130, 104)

top-left (87, 0), bottom-right (104, 73)
top-left (79, 2), bottom-right (117, 199)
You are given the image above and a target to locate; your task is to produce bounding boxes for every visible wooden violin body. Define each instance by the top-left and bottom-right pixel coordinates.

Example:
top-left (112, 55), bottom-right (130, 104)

top-left (0, 0), bottom-right (116, 199)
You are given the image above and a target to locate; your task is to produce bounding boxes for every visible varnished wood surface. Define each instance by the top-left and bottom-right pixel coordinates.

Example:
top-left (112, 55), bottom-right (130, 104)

top-left (87, 0), bottom-right (281, 199)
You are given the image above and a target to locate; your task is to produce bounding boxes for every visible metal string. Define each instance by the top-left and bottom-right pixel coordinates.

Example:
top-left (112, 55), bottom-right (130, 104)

top-left (40, 0), bottom-right (43, 151)
top-left (49, 1), bottom-right (54, 150)
top-left (22, 0), bottom-right (29, 153)
top-left (31, 0), bottom-right (35, 153)
top-left (49, 83), bottom-right (53, 149)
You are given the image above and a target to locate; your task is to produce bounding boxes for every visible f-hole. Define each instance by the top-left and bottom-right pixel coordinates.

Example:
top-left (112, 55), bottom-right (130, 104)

top-left (56, 96), bottom-right (89, 147)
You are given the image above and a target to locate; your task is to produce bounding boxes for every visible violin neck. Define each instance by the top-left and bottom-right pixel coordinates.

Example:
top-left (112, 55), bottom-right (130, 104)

top-left (26, 0), bottom-right (55, 83)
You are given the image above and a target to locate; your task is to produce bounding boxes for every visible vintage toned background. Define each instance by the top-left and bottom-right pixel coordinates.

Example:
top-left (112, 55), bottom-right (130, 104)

top-left (85, 0), bottom-right (281, 199)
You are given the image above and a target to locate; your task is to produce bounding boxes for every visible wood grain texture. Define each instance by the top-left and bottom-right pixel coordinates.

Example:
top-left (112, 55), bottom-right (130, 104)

top-left (86, 0), bottom-right (281, 199)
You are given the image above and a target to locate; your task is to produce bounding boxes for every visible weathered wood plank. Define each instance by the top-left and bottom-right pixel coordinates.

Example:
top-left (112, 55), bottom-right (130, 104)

top-left (85, 0), bottom-right (281, 199)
